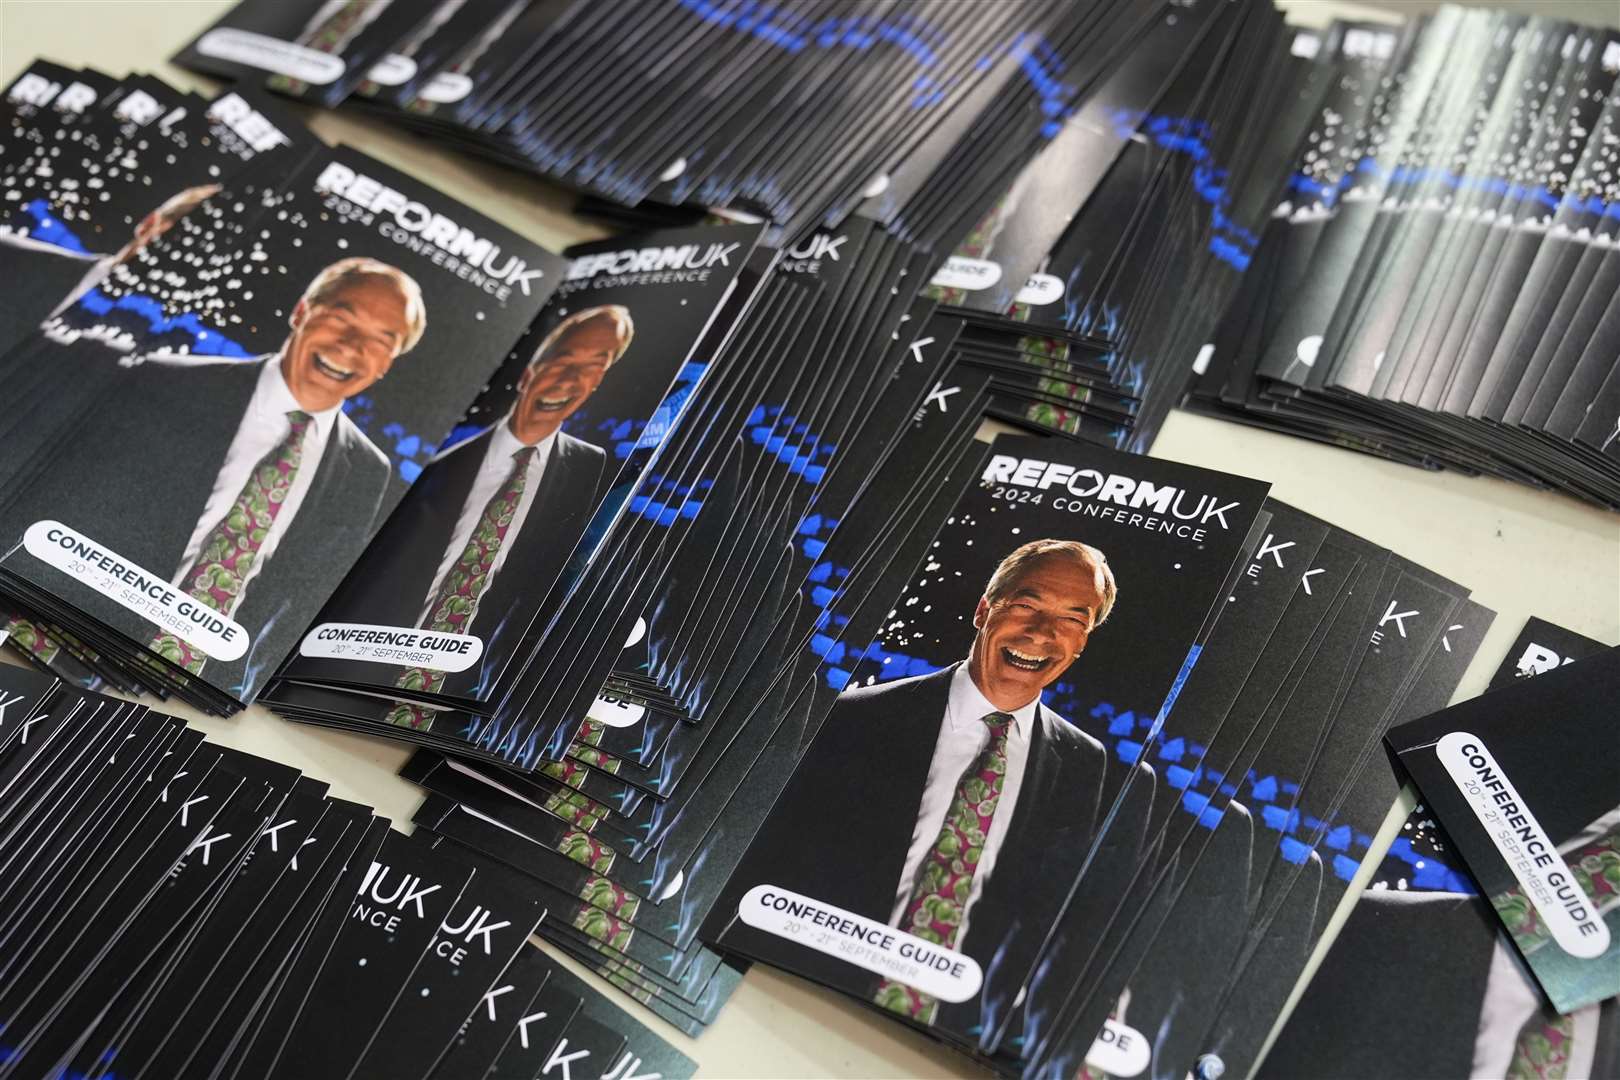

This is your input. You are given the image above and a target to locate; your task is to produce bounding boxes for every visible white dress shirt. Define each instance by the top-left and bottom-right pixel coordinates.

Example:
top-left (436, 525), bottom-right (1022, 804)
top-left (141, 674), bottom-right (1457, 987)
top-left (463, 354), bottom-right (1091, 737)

top-left (889, 664), bottom-right (1037, 947)
top-left (415, 422), bottom-right (556, 627)
top-left (173, 359), bottom-right (339, 615)
top-left (1471, 937), bottom-right (1599, 1078)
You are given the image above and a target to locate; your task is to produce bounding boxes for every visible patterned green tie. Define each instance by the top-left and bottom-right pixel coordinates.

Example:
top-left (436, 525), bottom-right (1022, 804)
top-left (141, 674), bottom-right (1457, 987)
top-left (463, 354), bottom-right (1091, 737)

top-left (540, 756), bottom-right (589, 789)
top-left (267, 0), bottom-right (372, 95)
top-left (1492, 829), bottom-right (1617, 1080)
top-left (557, 829), bottom-right (615, 873)
top-left (1492, 828), bottom-right (1620, 955)
top-left (874, 710), bottom-right (1014, 1025)
top-left (5, 616), bottom-right (61, 667)
top-left (572, 874), bottom-right (641, 951)
top-left (148, 410), bottom-right (313, 676)
top-left (1507, 1009), bottom-right (1575, 1079)
top-left (4, 616), bottom-right (100, 671)
top-left (387, 445), bottom-right (535, 730)
top-left (546, 787), bottom-right (609, 832)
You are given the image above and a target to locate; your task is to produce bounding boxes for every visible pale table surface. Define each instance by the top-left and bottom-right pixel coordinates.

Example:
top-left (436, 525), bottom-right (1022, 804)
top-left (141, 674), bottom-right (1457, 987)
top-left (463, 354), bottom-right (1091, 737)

top-left (1, 3), bottom-right (1616, 1077)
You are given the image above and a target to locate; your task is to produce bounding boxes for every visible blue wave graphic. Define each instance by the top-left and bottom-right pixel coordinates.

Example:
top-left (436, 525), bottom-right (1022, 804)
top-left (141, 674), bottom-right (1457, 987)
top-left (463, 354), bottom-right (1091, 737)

top-left (19, 198), bottom-right (90, 253)
top-left (824, 646), bottom-right (1378, 882)
top-left (75, 287), bottom-right (251, 358)
top-left (1109, 109), bottom-right (1255, 270)
top-left (673, 0), bottom-right (1078, 123)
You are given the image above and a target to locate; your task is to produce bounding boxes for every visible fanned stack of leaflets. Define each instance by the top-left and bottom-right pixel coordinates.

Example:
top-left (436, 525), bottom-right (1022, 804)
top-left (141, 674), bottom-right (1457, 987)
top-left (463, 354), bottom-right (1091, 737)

top-left (706, 478), bottom-right (1495, 1077)
top-left (0, 37), bottom-right (1316, 1042)
top-left (0, 62), bottom-right (568, 714)
top-left (174, 0), bottom-right (1320, 456)
top-left (0, 662), bottom-right (696, 1080)
top-left (1265, 617), bottom-right (1618, 1080)
top-left (1189, 9), bottom-right (1620, 511)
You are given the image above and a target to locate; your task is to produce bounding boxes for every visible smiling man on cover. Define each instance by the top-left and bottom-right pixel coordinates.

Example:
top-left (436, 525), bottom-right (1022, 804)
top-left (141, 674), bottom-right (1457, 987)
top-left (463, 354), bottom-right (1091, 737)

top-left (295, 304), bottom-right (632, 727)
top-left (4, 255), bottom-right (424, 693)
top-left (733, 538), bottom-right (1118, 1028)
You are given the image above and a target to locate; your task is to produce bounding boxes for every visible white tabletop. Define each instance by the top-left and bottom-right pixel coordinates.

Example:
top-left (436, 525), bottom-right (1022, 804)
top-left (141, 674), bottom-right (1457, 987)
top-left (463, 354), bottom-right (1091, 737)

top-left (1, 2), bottom-right (1615, 1076)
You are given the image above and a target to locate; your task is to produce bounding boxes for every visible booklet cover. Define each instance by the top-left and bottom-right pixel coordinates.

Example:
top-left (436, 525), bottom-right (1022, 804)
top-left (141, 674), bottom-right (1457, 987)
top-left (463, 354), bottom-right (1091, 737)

top-left (275, 222), bottom-right (763, 722)
top-left (707, 434), bottom-right (1269, 1040)
top-left (1387, 647), bottom-right (1620, 1014)
top-left (0, 144), bottom-right (561, 703)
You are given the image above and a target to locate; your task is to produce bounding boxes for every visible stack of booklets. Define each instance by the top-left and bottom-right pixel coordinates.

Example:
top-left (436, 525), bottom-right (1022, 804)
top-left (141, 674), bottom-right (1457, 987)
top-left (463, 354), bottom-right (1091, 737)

top-left (173, 0), bottom-right (1196, 245)
top-left (172, 0), bottom-right (1322, 456)
top-left (699, 470), bottom-right (1498, 1077)
top-left (0, 661), bottom-right (696, 1080)
top-left (264, 219), bottom-right (984, 1032)
top-left (3, 0), bottom-right (1335, 720)
top-left (1188, 8), bottom-right (1620, 511)
top-left (5, 10), bottom-right (1578, 1066)
top-left (0, 62), bottom-right (569, 714)
top-left (299, 397), bottom-right (1499, 1067)
top-left (1265, 618), bottom-right (1618, 1079)
top-left (0, 52), bottom-right (1322, 1040)
top-left (913, 3), bottom-right (1328, 453)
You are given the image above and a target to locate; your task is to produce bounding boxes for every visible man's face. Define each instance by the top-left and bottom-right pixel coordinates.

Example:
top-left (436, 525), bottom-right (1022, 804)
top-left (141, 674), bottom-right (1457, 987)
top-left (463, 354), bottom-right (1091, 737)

top-left (507, 317), bottom-right (621, 445)
top-left (280, 274), bottom-right (411, 413)
top-left (967, 554), bottom-right (1105, 712)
